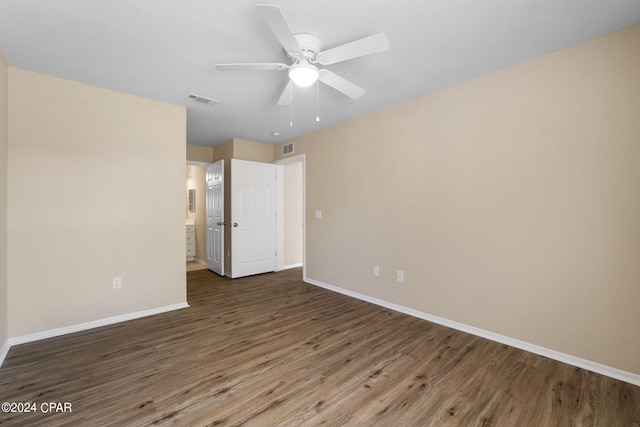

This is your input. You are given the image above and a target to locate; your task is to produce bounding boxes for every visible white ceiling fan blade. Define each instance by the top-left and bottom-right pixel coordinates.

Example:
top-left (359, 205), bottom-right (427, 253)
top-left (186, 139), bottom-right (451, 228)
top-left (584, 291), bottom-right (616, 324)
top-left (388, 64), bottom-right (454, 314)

top-left (215, 63), bottom-right (288, 71)
top-left (318, 69), bottom-right (366, 100)
top-left (276, 79), bottom-right (299, 106)
top-left (256, 4), bottom-right (302, 55)
top-left (317, 33), bottom-right (389, 65)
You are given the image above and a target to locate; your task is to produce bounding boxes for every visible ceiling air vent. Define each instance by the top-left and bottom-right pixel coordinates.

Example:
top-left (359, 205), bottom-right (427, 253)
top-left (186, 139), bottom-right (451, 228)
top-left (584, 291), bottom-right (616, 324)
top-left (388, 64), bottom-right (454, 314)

top-left (282, 142), bottom-right (294, 156)
top-left (186, 93), bottom-right (221, 108)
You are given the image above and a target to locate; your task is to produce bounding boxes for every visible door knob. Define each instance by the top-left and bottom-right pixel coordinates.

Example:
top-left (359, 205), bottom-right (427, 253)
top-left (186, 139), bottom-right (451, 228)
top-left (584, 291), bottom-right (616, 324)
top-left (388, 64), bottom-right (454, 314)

top-left (233, 222), bottom-right (238, 227)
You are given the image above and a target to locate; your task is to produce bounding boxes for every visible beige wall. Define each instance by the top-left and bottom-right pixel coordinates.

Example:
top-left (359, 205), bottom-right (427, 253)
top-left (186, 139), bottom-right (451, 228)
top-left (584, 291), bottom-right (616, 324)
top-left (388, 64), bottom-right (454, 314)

top-left (211, 139), bottom-right (234, 164)
top-left (7, 68), bottom-right (187, 337)
top-left (186, 165), bottom-right (207, 262)
top-left (232, 138), bottom-right (274, 163)
top-left (284, 162), bottom-right (303, 267)
top-left (274, 25), bottom-right (640, 374)
top-left (186, 144), bottom-right (213, 163)
top-left (0, 49), bottom-right (8, 348)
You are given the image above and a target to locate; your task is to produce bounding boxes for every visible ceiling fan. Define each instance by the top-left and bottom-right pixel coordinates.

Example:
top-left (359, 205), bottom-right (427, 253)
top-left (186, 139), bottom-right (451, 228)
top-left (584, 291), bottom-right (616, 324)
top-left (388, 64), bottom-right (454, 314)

top-left (215, 4), bottom-right (389, 106)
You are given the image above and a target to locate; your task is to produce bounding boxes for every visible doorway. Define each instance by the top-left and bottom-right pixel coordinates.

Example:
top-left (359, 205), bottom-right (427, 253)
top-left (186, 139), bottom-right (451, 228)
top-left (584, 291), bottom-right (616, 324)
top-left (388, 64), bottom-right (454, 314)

top-left (186, 163), bottom-right (208, 271)
top-left (191, 155), bottom-right (305, 278)
top-left (275, 154), bottom-right (305, 275)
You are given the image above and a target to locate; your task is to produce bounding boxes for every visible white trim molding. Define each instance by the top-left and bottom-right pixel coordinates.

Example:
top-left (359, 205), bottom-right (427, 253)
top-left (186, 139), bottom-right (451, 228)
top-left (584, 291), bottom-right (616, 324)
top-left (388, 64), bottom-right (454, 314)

top-left (0, 339), bottom-right (10, 368)
top-left (187, 160), bottom-right (210, 167)
top-left (6, 302), bottom-right (190, 349)
top-left (282, 263), bottom-right (303, 270)
top-left (303, 276), bottom-right (640, 387)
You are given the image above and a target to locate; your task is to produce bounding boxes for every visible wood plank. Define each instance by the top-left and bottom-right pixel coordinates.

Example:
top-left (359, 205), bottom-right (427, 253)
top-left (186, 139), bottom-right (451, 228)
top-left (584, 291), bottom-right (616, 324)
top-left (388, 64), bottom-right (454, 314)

top-left (0, 268), bottom-right (638, 426)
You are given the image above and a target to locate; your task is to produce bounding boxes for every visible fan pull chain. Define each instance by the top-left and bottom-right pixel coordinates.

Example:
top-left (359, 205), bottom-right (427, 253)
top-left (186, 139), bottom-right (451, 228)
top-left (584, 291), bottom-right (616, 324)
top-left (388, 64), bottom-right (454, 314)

top-left (316, 80), bottom-right (320, 122)
top-left (289, 82), bottom-right (293, 127)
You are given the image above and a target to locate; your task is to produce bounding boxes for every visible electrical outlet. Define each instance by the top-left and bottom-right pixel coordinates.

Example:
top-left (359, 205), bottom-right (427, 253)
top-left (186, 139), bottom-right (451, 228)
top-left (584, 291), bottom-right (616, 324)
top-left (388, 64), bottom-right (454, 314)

top-left (396, 271), bottom-right (404, 283)
top-left (315, 210), bottom-right (322, 219)
top-left (373, 266), bottom-right (379, 276)
top-left (113, 277), bottom-right (122, 289)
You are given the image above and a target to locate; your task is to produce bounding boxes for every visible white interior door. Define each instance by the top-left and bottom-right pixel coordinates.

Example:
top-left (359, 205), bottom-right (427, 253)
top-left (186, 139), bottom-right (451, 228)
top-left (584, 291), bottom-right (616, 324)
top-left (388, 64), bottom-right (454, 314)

top-left (231, 159), bottom-right (276, 278)
top-left (206, 160), bottom-right (224, 276)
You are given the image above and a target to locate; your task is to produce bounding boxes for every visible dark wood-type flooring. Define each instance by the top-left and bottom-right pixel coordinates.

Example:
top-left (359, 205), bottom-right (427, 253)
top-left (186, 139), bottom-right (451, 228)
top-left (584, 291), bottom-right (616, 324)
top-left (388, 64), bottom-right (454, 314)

top-left (1, 268), bottom-right (639, 426)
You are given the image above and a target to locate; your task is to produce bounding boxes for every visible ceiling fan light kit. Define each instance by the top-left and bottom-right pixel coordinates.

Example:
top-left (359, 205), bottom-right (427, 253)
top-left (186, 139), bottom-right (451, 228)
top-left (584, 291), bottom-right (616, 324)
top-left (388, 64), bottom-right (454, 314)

top-left (215, 4), bottom-right (390, 108)
top-left (288, 62), bottom-right (319, 87)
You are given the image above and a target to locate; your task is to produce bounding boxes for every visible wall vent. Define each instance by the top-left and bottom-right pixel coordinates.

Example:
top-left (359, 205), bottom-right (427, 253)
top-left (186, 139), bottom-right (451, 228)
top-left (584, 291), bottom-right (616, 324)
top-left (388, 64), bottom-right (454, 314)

top-left (186, 93), bottom-right (221, 108)
top-left (282, 142), bottom-right (294, 156)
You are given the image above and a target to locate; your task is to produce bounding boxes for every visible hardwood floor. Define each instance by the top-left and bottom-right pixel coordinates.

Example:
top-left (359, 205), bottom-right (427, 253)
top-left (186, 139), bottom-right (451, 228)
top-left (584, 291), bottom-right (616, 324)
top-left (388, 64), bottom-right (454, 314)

top-left (1, 268), bottom-right (639, 426)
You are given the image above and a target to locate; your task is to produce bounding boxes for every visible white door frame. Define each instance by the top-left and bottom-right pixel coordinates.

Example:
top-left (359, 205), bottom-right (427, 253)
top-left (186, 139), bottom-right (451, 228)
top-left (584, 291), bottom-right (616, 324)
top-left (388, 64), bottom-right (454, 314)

top-left (274, 154), bottom-right (306, 278)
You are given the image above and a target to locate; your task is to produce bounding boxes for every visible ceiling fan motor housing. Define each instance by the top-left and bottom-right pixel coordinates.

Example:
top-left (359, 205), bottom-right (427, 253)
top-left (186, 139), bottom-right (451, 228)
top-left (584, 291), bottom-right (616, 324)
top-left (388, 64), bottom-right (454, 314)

top-left (290, 33), bottom-right (321, 62)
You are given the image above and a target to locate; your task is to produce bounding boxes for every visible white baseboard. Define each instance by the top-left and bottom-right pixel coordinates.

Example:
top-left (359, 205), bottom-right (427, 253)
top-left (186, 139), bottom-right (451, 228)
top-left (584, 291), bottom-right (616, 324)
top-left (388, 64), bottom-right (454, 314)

top-left (0, 339), bottom-right (10, 368)
top-left (303, 276), bottom-right (640, 387)
top-left (7, 302), bottom-right (190, 348)
top-left (282, 263), bottom-right (303, 270)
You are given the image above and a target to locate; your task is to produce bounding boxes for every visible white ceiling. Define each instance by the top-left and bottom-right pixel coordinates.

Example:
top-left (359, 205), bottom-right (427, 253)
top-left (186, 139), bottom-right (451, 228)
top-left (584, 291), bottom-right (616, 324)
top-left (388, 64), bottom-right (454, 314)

top-left (1, 1), bottom-right (639, 147)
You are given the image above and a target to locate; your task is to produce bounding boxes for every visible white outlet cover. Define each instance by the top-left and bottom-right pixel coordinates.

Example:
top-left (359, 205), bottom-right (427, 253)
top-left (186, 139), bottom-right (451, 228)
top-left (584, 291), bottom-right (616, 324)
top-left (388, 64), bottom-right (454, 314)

top-left (373, 266), bottom-right (379, 276)
top-left (396, 271), bottom-right (404, 282)
top-left (315, 210), bottom-right (322, 219)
